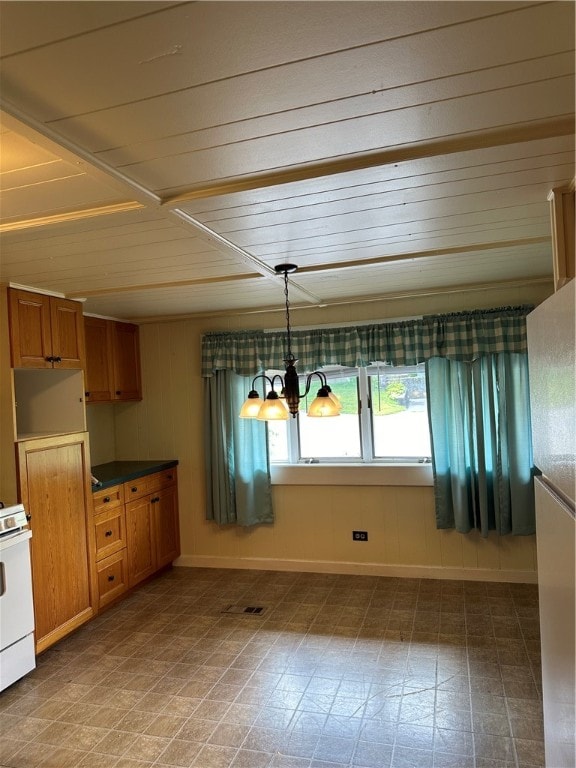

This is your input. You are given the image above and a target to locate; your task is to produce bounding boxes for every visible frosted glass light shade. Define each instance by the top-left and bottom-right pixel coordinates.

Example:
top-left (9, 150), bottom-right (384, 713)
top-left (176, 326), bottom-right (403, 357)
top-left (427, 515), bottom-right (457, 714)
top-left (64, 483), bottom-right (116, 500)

top-left (328, 392), bottom-right (342, 411)
top-left (257, 397), bottom-right (290, 420)
top-left (239, 395), bottom-right (264, 418)
top-left (307, 393), bottom-right (340, 417)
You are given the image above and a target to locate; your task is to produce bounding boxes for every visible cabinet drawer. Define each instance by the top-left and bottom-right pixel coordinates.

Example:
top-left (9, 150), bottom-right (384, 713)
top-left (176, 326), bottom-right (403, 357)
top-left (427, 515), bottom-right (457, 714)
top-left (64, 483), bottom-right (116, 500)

top-left (123, 475), bottom-right (156, 502)
top-left (97, 549), bottom-right (128, 608)
top-left (157, 468), bottom-right (177, 488)
top-left (94, 507), bottom-right (126, 560)
top-left (93, 485), bottom-right (124, 514)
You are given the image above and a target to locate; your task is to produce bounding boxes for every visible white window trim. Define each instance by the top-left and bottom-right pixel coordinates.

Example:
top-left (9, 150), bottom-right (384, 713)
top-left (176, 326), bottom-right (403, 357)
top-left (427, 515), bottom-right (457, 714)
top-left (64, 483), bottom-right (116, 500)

top-left (270, 365), bottom-right (431, 466)
top-left (270, 463), bottom-right (433, 486)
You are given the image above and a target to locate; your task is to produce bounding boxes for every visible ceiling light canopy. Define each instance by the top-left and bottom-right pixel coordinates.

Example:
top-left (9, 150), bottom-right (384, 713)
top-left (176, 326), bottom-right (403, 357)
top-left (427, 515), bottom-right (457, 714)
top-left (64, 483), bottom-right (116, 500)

top-left (240, 264), bottom-right (341, 421)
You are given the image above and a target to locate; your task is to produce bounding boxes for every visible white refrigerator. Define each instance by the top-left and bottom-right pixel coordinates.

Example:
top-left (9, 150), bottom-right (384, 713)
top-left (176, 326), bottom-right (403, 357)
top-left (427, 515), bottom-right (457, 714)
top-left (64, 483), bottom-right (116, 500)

top-left (527, 279), bottom-right (575, 768)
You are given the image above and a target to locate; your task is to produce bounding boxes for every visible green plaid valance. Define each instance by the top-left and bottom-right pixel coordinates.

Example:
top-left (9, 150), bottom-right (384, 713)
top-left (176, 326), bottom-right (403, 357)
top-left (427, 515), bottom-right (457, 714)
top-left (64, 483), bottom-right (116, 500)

top-left (201, 305), bottom-right (533, 377)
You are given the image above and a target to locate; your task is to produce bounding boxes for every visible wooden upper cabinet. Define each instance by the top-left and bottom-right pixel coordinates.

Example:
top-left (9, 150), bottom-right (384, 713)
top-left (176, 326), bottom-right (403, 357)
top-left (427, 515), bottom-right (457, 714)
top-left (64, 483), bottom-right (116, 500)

top-left (84, 316), bottom-right (115, 402)
top-left (9, 288), bottom-right (85, 369)
top-left (84, 317), bottom-right (142, 403)
top-left (112, 322), bottom-right (142, 401)
top-left (50, 297), bottom-right (86, 368)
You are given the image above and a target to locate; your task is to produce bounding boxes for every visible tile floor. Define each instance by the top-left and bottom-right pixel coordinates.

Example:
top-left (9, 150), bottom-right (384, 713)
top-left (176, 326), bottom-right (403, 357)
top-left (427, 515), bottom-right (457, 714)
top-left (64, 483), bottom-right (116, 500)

top-left (0, 568), bottom-right (544, 768)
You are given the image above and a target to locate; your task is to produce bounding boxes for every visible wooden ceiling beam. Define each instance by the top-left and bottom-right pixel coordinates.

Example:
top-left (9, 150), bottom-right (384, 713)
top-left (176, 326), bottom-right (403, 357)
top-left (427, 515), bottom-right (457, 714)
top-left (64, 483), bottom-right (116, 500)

top-left (65, 236), bottom-right (549, 299)
top-left (162, 118), bottom-right (575, 204)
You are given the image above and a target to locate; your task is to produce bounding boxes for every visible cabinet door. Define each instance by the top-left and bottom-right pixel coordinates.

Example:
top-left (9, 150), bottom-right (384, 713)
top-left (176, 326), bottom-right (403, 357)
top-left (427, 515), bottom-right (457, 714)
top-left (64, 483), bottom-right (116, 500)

top-left (125, 496), bottom-right (155, 587)
top-left (84, 317), bottom-right (114, 402)
top-left (49, 297), bottom-right (86, 369)
top-left (8, 289), bottom-right (53, 368)
top-left (8, 289), bottom-right (85, 370)
top-left (154, 485), bottom-right (180, 569)
top-left (17, 433), bottom-right (96, 653)
top-left (112, 322), bottom-right (142, 401)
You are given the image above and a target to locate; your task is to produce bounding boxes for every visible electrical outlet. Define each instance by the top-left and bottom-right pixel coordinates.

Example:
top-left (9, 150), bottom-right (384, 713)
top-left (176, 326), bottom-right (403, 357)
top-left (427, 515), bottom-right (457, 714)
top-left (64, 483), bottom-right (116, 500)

top-left (352, 530), bottom-right (368, 541)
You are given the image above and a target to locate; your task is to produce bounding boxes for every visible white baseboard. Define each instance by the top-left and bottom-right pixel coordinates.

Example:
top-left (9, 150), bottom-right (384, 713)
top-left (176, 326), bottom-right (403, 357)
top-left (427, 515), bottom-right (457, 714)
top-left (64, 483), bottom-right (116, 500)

top-left (174, 554), bottom-right (537, 584)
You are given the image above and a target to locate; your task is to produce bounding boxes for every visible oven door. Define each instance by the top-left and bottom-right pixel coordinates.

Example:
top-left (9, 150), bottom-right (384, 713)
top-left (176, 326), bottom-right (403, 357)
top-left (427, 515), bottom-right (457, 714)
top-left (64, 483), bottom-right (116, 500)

top-left (0, 529), bottom-right (34, 651)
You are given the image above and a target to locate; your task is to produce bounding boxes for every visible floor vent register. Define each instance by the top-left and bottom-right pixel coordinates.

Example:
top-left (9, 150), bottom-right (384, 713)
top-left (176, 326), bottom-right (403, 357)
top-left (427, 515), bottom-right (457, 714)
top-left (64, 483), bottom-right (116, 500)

top-left (222, 605), bottom-right (266, 615)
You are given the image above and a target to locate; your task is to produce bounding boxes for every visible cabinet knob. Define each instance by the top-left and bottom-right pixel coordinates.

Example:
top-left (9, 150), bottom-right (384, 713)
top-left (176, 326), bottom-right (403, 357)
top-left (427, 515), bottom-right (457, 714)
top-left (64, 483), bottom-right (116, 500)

top-left (45, 356), bottom-right (54, 362)
top-left (54, 356), bottom-right (62, 363)
top-left (116, 391), bottom-right (122, 395)
top-left (105, 530), bottom-right (113, 537)
top-left (103, 496), bottom-right (111, 503)
top-left (131, 487), bottom-right (137, 493)
top-left (85, 392), bottom-right (90, 397)
top-left (107, 575), bottom-right (115, 582)
top-left (151, 496), bottom-right (160, 503)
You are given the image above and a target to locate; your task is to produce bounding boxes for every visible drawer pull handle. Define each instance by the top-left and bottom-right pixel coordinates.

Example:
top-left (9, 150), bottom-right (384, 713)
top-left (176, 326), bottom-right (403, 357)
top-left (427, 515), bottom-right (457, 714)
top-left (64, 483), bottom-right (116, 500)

top-left (105, 530), bottom-right (113, 537)
top-left (103, 496), bottom-right (111, 503)
top-left (107, 575), bottom-right (115, 582)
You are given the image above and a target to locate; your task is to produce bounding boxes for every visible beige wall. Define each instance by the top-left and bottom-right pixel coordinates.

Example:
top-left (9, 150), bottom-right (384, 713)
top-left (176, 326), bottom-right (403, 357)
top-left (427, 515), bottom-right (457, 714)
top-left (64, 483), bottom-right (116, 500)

top-left (91, 281), bottom-right (552, 582)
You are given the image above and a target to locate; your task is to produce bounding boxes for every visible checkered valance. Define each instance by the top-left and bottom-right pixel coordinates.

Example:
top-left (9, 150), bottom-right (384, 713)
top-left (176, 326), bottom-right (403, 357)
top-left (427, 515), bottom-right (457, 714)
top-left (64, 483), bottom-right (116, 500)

top-left (201, 305), bottom-right (533, 377)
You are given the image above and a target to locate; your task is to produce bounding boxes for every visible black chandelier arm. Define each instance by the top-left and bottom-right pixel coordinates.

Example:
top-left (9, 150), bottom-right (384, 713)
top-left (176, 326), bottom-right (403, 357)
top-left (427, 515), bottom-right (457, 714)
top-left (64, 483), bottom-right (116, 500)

top-left (248, 373), bottom-right (274, 397)
top-left (281, 366), bottom-right (329, 401)
top-left (269, 374), bottom-right (285, 391)
top-left (301, 370), bottom-right (328, 398)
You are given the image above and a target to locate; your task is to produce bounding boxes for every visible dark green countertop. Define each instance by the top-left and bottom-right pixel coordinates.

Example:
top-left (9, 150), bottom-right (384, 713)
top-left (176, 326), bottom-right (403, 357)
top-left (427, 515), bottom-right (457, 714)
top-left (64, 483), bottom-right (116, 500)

top-left (91, 460), bottom-right (178, 491)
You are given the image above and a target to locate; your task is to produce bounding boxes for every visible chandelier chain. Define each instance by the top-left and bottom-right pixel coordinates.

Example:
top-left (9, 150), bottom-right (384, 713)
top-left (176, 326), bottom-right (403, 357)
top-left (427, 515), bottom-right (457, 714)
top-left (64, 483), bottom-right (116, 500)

top-left (283, 268), bottom-right (294, 362)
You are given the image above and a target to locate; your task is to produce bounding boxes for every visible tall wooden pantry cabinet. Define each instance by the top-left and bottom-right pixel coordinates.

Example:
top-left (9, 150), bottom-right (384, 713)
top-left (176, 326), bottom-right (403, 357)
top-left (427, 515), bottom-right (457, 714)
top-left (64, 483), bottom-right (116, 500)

top-left (2, 285), bottom-right (98, 653)
top-left (17, 433), bottom-right (97, 653)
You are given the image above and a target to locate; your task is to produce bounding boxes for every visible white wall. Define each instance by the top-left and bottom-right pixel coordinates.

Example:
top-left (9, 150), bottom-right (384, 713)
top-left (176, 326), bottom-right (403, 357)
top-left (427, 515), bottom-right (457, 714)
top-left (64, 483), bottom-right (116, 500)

top-left (97, 282), bottom-right (551, 582)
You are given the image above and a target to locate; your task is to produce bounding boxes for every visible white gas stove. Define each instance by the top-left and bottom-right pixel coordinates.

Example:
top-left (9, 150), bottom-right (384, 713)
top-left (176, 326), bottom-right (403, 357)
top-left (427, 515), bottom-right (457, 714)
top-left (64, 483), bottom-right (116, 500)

top-left (0, 502), bottom-right (36, 691)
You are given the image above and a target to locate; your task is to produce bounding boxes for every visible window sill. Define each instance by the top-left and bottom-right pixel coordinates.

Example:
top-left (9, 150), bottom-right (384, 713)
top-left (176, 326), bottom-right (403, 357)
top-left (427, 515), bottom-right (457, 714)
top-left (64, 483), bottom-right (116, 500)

top-left (270, 463), bottom-right (433, 486)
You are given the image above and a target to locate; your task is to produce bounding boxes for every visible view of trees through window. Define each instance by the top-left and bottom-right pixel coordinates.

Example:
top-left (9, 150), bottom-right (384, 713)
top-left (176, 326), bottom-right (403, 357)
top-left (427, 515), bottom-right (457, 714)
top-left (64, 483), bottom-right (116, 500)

top-left (267, 365), bottom-right (431, 463)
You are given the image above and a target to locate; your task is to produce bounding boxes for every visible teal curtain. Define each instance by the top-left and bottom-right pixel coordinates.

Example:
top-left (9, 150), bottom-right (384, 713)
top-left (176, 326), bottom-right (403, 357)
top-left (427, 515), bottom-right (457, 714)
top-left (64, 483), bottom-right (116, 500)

top-left (426, 353), bottom-right (535, 536)
top-left (201, 306), bottom-right (534, 531)
top-left (204, 370), bottom-right (273, 527)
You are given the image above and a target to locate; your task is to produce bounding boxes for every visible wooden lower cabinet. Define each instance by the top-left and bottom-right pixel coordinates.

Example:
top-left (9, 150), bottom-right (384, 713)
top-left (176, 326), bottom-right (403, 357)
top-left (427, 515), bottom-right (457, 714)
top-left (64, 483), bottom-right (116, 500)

top-left (92, 485), bottom-right (129, 609)
top-left (125, 495), bottom-right (156, 587)
top-left (17, 433), bottom-right (97, 654)
top-left (155, 484), bottom-right (180, 569)
top-left (93, 468), bottom-right (180, 603)
top-left (97, 550), bottom-right (128, 608)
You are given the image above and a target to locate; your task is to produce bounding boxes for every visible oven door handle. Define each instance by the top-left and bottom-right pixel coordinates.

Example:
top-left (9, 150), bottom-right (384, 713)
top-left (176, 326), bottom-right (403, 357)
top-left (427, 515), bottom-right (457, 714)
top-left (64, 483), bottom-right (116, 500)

top-left (0, 562), bottom-right (5, 597)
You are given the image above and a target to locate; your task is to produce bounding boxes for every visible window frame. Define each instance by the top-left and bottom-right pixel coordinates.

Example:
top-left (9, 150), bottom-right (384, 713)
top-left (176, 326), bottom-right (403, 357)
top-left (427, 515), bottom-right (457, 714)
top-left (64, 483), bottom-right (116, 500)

top-left (268, 363), bottom-right (432, 466)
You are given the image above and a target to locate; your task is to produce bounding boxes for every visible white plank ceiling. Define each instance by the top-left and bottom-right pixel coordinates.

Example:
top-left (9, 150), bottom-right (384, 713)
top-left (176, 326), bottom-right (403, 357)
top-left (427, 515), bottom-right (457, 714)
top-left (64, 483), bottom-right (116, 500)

top-left (0, 1), bottom-right (574, 320)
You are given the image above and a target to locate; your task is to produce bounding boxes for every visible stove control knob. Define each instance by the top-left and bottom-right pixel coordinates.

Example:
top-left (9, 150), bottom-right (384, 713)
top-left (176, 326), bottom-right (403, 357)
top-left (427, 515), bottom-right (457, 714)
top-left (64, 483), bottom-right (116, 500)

top-left (4, 516), bottom-right (16, 529)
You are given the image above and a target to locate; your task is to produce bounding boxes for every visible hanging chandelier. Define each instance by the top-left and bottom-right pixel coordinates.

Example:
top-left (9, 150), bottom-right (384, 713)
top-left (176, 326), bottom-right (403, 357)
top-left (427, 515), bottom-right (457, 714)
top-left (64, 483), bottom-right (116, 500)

top-left (239, 264), bottom-right (341, 421)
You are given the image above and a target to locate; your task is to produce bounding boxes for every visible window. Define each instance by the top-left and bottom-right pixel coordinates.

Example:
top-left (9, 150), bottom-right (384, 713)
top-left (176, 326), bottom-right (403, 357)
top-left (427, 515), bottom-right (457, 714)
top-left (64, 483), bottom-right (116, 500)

top-left (266, 364), bottom-right (431, 464)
